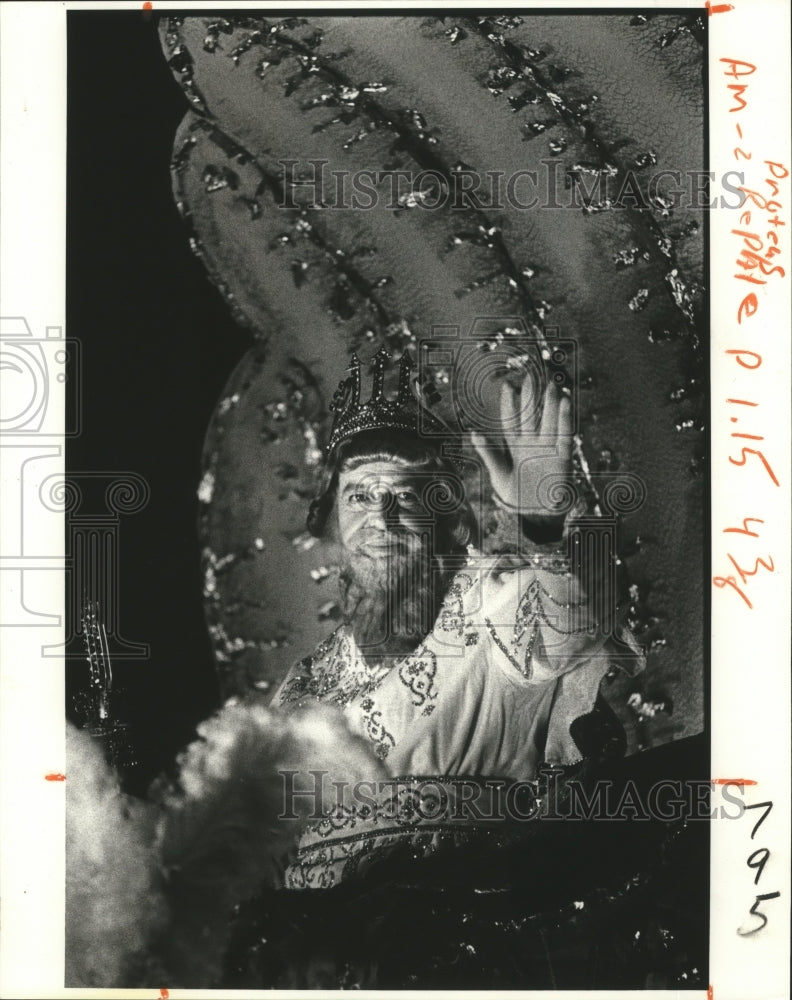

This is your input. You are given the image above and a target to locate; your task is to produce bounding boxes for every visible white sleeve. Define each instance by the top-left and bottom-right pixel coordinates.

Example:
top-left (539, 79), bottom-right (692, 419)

top-left (480, 562), bottom-right (609, 684)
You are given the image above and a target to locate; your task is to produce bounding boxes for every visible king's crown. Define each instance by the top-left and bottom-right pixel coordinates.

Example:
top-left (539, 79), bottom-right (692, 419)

top-left (327, 348), bottom-right (447, 456)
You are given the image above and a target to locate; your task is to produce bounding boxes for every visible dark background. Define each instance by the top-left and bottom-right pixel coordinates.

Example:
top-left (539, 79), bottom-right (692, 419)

top-left (67, 11), bottom-right (249, 794)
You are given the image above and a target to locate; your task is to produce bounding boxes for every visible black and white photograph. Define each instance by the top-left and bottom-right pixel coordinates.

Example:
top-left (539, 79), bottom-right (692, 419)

top-left (0, 3), bottom-right (789, 998)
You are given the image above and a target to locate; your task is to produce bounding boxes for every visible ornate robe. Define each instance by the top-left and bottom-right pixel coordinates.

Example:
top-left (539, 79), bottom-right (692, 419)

top-left (273, 548), bottom-right (640, 887)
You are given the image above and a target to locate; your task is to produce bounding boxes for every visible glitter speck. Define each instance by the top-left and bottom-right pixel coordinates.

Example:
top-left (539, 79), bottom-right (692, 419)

top-left (292, 531), bottom-right (318, 552)
top-left (217, 393), bottom-right (240, 416)
top-left (318, 600), bottom-right (341, 621)
top-left (197, 470), bottom-right (215, 504)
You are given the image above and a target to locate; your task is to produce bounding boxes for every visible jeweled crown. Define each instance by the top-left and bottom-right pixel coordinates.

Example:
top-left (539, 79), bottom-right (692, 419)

top-left (327, 348), bottom-right (448, 457)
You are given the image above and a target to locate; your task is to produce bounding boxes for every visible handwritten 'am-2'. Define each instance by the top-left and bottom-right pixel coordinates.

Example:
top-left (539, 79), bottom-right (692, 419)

top-left (713, 59), bottom-right (787, 610)
top-left (720, 59), bottom-right (787, 324)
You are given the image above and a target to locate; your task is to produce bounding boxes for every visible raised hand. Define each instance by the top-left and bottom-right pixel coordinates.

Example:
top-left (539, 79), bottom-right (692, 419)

top-left (471, 374), bottom-right (573, 520)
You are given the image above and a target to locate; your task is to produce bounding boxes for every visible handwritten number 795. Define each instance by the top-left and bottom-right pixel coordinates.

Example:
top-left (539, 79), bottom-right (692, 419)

top-left (737, 801), bottom-right (779, 937)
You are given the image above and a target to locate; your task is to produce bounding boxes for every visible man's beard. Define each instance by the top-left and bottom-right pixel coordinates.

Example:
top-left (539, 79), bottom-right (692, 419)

top-left (338, 531), bottom-right (453, 665)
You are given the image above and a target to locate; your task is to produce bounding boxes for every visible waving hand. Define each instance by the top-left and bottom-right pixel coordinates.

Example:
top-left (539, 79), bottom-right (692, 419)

top-left (471, 374), bottom-right (573, 520)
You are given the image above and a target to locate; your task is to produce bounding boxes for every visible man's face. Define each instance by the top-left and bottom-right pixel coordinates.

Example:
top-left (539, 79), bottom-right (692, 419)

top-left (335, 460), bottom-right (460, 658)
top-left (337, 461), bottom-right (430, 558)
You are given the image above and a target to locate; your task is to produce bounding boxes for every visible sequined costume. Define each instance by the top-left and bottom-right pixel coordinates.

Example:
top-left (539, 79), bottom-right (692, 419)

top-left (274, 547), bottom-right (641, 887)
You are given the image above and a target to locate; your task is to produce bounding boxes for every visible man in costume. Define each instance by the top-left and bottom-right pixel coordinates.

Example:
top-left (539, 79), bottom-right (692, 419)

top-left (274, 347), bottom-right (638, 888)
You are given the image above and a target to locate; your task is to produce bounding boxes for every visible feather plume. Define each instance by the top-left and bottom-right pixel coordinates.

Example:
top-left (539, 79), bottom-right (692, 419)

top-left (65, 702), bottom-right (383, 988)
top-left (65, 723), bottom-right (167, 986)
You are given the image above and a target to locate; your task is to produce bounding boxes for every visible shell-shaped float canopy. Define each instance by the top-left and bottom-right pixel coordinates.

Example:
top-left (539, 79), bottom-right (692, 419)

top-left (159, 12), bottom-right (705, 752)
